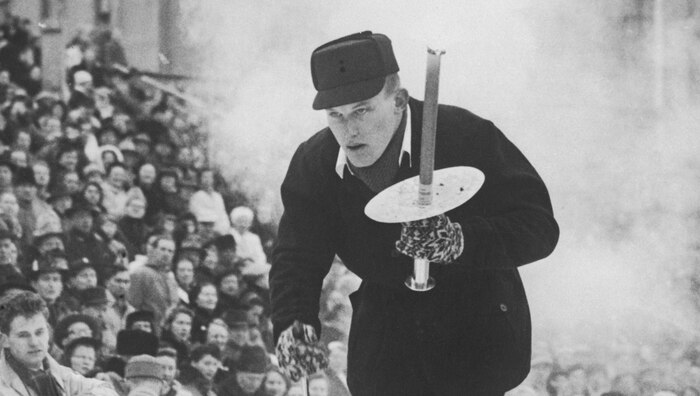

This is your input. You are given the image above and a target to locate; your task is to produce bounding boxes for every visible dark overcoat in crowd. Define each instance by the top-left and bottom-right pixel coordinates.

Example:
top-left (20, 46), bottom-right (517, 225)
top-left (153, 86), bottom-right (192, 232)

top-left (64, 228), bottom-right (116, 282)
top-left (271, 98), bottom-right (560, 395)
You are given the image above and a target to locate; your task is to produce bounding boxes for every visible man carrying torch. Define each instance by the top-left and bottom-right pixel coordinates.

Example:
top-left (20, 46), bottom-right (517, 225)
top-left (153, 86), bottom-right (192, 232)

top-left (271, 31), bottom-right (559, 395)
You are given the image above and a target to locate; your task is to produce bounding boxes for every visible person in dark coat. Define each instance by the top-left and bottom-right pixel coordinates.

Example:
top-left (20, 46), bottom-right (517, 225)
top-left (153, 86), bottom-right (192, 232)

top-left (63, 201), bottom-right (116, 283)
top-left (188, 281), bottom-right (218, 345)
top-left (270, 31), bottom-right (559, 395)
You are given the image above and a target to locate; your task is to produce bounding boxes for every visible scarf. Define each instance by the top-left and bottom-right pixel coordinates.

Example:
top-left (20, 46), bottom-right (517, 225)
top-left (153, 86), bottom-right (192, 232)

top-left (5, 348), bottom-right (63, 396)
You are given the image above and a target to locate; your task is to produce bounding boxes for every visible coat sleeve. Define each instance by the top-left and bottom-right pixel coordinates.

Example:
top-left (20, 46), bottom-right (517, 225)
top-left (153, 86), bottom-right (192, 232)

top-left (269, 143), bottom-right (338, 342)
top-left (56, 364), bottom-right (118, 396)
top-left (447, 119), bottom-right (559, 271)
top-left (126, 270), bottom-right (145, 310)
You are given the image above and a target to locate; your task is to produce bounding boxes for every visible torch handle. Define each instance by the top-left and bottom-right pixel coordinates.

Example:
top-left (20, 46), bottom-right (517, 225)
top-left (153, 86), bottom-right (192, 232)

top-left (418, 48), bottom-right (445, 207)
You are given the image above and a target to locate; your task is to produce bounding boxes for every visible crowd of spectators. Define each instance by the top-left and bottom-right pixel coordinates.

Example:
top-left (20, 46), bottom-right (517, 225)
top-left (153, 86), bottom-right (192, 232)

top-left (0, 14), bottom-right (355, 396)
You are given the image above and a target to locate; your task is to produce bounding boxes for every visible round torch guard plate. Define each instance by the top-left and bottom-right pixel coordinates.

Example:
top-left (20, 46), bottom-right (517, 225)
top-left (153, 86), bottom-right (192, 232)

top-left (365, 166), bottom-right (485, 292)
top-left (365, 166), bottom-right (485, 223)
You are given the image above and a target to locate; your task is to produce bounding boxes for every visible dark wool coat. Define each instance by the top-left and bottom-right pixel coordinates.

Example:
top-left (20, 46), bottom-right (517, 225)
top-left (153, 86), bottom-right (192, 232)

top-left (270, 98), bottom-right (559, 395)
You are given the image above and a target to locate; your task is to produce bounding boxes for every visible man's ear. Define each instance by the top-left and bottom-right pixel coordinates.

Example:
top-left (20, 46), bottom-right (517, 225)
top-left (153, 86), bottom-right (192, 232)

top-left (393, 88), bottom-right (409, 113)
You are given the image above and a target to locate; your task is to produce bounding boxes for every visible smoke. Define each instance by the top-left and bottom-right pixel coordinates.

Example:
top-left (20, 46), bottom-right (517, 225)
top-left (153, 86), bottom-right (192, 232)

top-left (180, 1), bottom-right (700, 349)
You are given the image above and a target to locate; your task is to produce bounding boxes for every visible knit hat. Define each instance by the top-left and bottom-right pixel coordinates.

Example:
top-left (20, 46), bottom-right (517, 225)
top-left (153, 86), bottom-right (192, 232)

top-left (125, 354), bottom-right (165, 380)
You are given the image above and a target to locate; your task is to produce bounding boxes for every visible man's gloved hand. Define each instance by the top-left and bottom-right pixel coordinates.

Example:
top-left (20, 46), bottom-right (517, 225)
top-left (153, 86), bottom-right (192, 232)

top-left (395, 214), bottom-right (464, 264)
top-left (276, 320), bottom-right (328, 382)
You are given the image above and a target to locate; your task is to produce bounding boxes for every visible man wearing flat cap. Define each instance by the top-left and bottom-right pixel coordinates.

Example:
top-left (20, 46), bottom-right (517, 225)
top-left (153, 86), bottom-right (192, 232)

top-left (270, 31), bottom-right (559, 394)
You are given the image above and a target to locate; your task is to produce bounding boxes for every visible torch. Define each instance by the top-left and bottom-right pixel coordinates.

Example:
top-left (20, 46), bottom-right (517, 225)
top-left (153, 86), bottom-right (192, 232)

top-left (365, 47), bottom-right (485, 291)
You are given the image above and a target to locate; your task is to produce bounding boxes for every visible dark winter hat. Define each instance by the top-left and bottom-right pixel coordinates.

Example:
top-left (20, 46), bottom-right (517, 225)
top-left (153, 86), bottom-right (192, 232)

top-left (126, 310), bottom-right (155, 330)
top-left (237, 345), bottom-right (269, 373)
top-left (125, 355), bottom-right (165, 380)
top-left (68, 257), bottom-right (94, 277)
top-left (116, 329), bottom-right (159, 356)
top-left (64, 336), bottom-right (102, 357)
top-left (14, 166), bottom-right (36, 186)
top-left (222, 309), bottom-right (249, 328)
top-left (54, 314), bottom-right (101, 347)
top-left (28, 251), bottom-right (69, 279)
top-left (79, 286), bottom-right (109, 307)
top-left (311, 31), bottom-right (399, 110)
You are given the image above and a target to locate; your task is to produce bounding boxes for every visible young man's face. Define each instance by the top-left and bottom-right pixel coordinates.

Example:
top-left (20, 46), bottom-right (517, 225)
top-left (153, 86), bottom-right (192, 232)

top-left (324, 87), bottom-right (406, 167)
top-left (150, 239), bottom-right (175, 268)
top-left (2, 313), bottom-right (50, 370)
top-left (106, 270), bottom-right (130, 298)
top-left (32, 272), bottom-right (63, 302)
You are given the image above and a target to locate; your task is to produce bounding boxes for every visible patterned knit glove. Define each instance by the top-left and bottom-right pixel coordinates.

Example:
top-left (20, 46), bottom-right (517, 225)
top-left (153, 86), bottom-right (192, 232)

top-left (276, 320), bottom-right (328, 382)
top-left (395, 214), bottom-right (464, 264)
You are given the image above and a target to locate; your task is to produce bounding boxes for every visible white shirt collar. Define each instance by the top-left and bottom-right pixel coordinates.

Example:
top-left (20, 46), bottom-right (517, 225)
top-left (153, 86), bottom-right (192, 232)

top-left (335, 104), bottom-right (412, 178)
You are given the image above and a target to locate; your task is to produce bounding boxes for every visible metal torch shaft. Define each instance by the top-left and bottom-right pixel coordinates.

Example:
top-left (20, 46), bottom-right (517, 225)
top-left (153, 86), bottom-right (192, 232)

top-left (412, 47), bottom-right (445, 289)
top-left (418, 48), bottom-right (445, 207)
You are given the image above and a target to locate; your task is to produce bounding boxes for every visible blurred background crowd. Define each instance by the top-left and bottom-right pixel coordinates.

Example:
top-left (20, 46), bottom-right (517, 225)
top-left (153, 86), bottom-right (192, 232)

top-left (0, 1), bottom-right (698, 395)
top-left (0, 10), bottom-right (359, 396)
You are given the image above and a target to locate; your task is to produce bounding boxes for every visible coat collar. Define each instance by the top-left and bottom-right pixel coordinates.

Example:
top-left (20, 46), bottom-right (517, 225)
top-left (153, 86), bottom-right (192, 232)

top-left (0, 350), bottom-right (66, 396)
